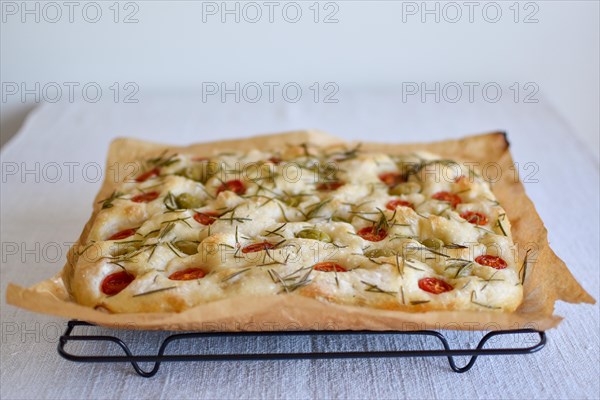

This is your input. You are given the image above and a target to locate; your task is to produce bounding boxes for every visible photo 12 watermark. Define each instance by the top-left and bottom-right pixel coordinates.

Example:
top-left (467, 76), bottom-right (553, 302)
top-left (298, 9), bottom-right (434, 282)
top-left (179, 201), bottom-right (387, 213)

top-left (1, 1), bottom-right (140, 23)
top-left (401, 82), bottom-right (540, 104)
top-left (400, 1), bottom-right (539, 23)
top-left (1, 158), bottom-right (540, 185)
top-left (201, 81), bottom-right (339, 103)
top-left (201, 1), bottom-right (339, 23)
top-left (1, 81), bottom-right (140, 104)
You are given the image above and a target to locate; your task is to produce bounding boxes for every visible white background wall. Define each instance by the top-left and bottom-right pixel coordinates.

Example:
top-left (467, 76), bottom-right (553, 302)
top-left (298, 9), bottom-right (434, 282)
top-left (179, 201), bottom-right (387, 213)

top-left (1, 0), bottom-right (598, 158)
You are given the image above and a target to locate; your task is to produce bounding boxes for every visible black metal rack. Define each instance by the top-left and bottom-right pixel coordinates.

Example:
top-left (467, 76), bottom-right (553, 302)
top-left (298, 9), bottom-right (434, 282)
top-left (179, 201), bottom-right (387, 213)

top-left (58, 320), bottom-right (546, 378)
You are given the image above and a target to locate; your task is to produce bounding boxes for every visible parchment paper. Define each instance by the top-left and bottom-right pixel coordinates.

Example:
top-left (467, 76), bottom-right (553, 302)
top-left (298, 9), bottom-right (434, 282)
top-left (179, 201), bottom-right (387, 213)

top-left (6, 130), bottom-right (595, 331)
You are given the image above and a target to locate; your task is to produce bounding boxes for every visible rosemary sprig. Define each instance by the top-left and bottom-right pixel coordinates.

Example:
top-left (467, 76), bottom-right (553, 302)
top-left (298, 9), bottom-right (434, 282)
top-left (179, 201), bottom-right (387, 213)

top-left (305, 198), bottom-right (332, 219)
top-left (160, 217), bottom-right (192, 229)
top-left (163, 191), bottom-right (179, 211)
top-left (445, 243), bottom-right (468, 249)
top-left (287, 267), bottom-right (313, 292)
top-left (281, 265), bottom-right (312, 280)
top-left (78, 242), bottom-right (96, 256)
top-left (147, 150), bottom-right (180, 168)
top-left (275, 201), bottom-right (291, 223)
top-left (395, 253), bottom-right (403, 277)
top-left (453, 262), bottom-right (473, 278)
top-left (373, 207), bottom-right (391, 232)
top-left (480, 271), bottom-right (504, 291)
top-left (447, 257), bottom-right (472, 263)
top-left (221, 268), bottom-right (251, 282)
top-left (519, 249), bottom-right (531, 285)
top-left (361, 280), bottom-right (397, 296)
top-left (405, 246), bottom-right (449, 259)
top-left (268, 269), bottom-right (289, 293)
top-left (496, 213), bottom-right (508, 236)
top-left (403, 259), bottom-right (425, 271)
top-left (132, 286), bottom-right (177, 297)
top-left (165, 241), bottom-right (184, 258)
top-left (98, 191), bottom-right (124, 209)
top-left (327, 143), bottom-right (362, 161)
top-left (475, 225), bottom-right (495, 234)
top-left (388, 234), bottom-right (419, 242)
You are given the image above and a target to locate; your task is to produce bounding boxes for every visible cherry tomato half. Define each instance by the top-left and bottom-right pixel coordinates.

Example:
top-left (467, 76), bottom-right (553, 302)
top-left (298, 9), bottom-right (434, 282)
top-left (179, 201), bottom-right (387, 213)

top-left (168, 268), bottom-right (207, 281)
top-left (135, 168), bottom-right (160, 183)
top-left (357, 226), bottom-right (388, 242)
top-left (475, 255), bottom-right (508, 269)
top-left (418, 277), bottom-right (453, 294)
top-left (460, 211), bottom-right (489, 226)
top-left (316, 181), bottom-right (345, 191)
top-left (431, 191), bottom-right (462, 208)
top-left (386, 199), bottom-right (414, 211)
top-left (107, 228), bottom-right (136, 241)
top-left (313, 262), bottom-right (347, 272)
top-left (101, 271), bottom-right (134, 295)
top-left (131, 191), bottom-right (160, 203)
top-left (242, 241), bottom-right (276, 254)
top-left (217, 180), bottom-right (246, 196)
top-left (193, 211), bottom-right (220, 226)
top-left (379, 172), bottom-right (405, 188)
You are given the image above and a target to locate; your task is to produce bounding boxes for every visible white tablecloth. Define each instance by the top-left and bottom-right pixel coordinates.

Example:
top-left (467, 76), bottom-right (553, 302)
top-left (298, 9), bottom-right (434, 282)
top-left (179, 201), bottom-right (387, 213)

top-left (1, 92), bottom-right (598, 399)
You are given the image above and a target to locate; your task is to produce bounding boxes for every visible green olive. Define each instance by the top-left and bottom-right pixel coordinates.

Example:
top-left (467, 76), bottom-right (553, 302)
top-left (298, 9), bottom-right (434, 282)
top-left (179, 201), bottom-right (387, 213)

top-left (176, 163), bottom-right (216, 183)
top-left (422, 238), bottom-right (444, 249)
top-left (175, 193), bottom-right (204, 209)
top-left (364, 248), bottom-right (395, 258)
top-left (296, 229), bottom-right (332, 243)
top-left (390, 182), bottom-right (421, 195)
top-left (174, 240), bottom-right (199, 255)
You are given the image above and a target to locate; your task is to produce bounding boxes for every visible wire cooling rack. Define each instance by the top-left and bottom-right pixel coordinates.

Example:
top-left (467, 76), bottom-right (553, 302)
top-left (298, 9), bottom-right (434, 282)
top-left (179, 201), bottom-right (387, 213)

top-left (58, 320), bottom-right (546, 378)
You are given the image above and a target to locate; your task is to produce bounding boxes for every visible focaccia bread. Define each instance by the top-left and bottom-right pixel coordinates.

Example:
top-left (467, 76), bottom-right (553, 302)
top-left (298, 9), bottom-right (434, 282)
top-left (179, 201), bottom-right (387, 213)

top-left (67, 142), bottom-right (524, 314)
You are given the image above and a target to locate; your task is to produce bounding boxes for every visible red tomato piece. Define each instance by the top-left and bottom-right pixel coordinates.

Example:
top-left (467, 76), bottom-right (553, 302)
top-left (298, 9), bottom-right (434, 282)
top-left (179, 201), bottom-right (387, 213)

top-left (131, 191), bottom-right (160, 203)
top-left (357, 226), bottom-right (388, 242)
top-left (431, 191), bottom-right (462, 208)
top-left (386, 199), bottom-right (414, 211)
top-left (460, 211), bottom-right (489, 225)
top-left (268, 156), bottom-right (282, 164)
top-left (418, 277), bottom-right (453, 294)
top-left (107, 228), bottom-right (136, 241)
top-left (169, 268), bottom-right (207, 281)
top-left (135, 168), bottom-right (160, 183)
top-left (378, 172), bottom-right (405, 187)
top-left (475, 255), bottom-right (508, 270)
top-left (193, 211), bottom-right (220, 226)
top-left (313, 262), bottom-right (347, 272)
top-left (242, 241), bottom-right (276, 254)
top-left (217, 180), bottom-right (246, 196)
top-left (316, 181), bottom-right (345, 191)
top-left (101, 271), bottom-right (134, 295)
